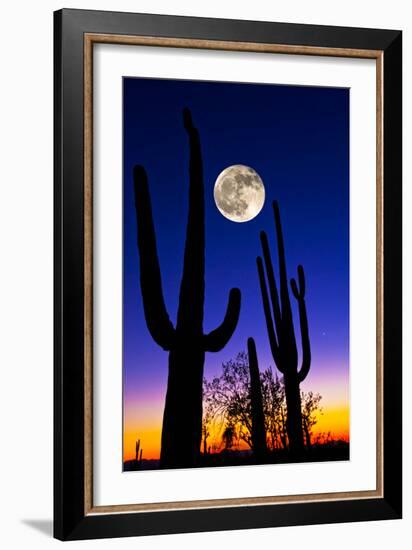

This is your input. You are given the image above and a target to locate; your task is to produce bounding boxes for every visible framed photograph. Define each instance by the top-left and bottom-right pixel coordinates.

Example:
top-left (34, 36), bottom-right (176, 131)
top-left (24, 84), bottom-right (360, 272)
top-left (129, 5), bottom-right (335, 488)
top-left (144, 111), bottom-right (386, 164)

top-left (54, 9), bottom-right (402, 541)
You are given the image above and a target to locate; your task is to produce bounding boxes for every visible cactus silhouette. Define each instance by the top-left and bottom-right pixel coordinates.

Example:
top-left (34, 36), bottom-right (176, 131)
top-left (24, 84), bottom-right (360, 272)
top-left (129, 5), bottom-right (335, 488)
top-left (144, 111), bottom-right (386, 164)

top-left (257, 201), bottom-right (311, 454)
top-left (247, 337), bottom-right (267, 459)
top-left (135, 439), bottom-right (143, 468)
top-left (133, 108), bottom-right (241, 468)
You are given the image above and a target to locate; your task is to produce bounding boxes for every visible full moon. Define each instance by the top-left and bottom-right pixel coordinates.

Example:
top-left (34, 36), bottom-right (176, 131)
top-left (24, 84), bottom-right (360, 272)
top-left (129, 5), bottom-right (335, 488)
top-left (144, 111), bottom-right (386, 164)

top-left (213, 165), bottom-right (265, 223)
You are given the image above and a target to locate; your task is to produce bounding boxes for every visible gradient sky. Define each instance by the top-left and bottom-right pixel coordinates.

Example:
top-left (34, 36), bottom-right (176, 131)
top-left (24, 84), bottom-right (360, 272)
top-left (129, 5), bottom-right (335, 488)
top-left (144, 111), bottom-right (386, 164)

top-left (123, 77), bottom-right (349, 461)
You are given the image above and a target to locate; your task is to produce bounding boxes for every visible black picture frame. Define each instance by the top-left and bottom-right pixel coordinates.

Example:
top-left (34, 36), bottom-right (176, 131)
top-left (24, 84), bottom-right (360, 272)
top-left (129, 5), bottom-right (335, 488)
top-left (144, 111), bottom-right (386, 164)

top-left (54, 8), bottom-right (402, 541)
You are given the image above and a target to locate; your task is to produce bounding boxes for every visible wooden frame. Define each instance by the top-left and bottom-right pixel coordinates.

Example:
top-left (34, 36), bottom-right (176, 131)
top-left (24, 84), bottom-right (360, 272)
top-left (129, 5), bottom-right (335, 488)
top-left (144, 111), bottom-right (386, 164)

top-left (54, 8), bottom-right (402, 540)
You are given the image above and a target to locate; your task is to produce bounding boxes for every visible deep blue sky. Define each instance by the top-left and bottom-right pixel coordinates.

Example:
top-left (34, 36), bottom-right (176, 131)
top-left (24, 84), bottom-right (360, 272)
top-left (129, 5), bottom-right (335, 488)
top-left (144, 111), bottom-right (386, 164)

top-left (123, 77), bottom-right (349, 417)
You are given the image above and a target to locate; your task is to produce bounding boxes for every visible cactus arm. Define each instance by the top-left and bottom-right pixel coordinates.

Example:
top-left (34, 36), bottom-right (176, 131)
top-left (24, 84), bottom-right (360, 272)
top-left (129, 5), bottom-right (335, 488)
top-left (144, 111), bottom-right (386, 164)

top-left (133, 166), bottom-right (176, 350)
top-left (260, 231), bottom-right (282, 329)
top-left (257, 257), bottom-right (281, 368)
top-left (203, 288), bottom-right (241, 352)
top-left (291, 265), bottom-right (311, 382)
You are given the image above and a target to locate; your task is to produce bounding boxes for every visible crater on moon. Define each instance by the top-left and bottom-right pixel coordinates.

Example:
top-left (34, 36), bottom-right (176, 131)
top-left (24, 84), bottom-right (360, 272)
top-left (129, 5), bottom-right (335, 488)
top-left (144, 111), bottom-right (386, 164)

top-left (213, 164), bottom-right (265, 223)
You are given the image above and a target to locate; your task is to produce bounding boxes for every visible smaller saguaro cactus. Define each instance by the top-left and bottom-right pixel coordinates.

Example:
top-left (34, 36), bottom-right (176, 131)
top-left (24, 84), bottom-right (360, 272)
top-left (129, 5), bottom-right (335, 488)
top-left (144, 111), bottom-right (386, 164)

top-left (257, 201), bottom-right (311, 455)
top-left (139, 448), bottom-right (143, 467)
top-left (247, 337), bottom-right (267, 459)
top-left (135, 439), bottom-right (141, 463)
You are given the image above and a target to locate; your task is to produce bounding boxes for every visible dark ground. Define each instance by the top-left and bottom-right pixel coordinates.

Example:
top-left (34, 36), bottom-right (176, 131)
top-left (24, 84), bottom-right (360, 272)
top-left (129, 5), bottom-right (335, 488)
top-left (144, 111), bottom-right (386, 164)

top-left (123, 440), bottom-right (349, 471)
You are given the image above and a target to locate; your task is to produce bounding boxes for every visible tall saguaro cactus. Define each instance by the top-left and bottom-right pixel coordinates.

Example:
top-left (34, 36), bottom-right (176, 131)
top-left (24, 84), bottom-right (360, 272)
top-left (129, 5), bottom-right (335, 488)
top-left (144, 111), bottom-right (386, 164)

top-left (257, 201), bottom-right (311, 454)
top-left (247, 337), bottom-right (267, 459)
top-left (133, 108), bottom-right (241, 469)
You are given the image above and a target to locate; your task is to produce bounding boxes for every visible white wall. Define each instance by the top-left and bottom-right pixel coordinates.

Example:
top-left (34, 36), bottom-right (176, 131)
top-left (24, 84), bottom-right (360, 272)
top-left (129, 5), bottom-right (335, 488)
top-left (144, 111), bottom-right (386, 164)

top-left (0, 1), bottom-right (408, 548)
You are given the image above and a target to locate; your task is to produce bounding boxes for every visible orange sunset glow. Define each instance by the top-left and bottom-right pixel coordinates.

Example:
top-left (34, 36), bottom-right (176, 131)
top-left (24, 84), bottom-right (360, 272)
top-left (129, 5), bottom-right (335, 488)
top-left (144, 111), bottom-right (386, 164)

top-left (123, 400), bottom-right (350, 462)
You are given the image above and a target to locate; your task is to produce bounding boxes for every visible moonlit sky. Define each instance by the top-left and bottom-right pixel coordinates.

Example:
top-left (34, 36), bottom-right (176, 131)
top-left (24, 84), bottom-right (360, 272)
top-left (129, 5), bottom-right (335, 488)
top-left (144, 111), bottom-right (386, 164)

top-left (123, 77), bottom-right (349, 460)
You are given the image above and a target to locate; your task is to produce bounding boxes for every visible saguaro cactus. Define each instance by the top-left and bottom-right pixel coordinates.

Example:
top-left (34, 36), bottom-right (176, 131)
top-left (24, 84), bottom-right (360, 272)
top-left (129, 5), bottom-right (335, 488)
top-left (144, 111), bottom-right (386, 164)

top-left (134, 108), bottom-right (241, 469)
top-left (257, 201), bottom-right (311, 454)
top-left (247, 337), bottom-right (267, 459)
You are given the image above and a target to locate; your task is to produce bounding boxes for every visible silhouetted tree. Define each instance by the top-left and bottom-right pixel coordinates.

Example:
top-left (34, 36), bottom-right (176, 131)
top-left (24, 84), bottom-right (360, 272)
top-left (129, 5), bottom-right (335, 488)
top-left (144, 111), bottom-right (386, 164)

top-left (313, 431), bottom-right (333, 446)
top-left (260, 369), bottom-right (288, 450)
top-left (133, 109), bottom-right (241, 468)
top-left (203, 352), bottom-right (253, 449)
top-left (257, 201), bottom-right (311, 455)
top-left (222, 425), bottom-right (236, 451)
top-left (202, 407), bottom-right (212, 455)
top-left (204, 351), bottom-right (322, 455)
top-left (301, 391), bottom-right (322, 448)
top-left (204, 352), bottom-right (286, 452)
